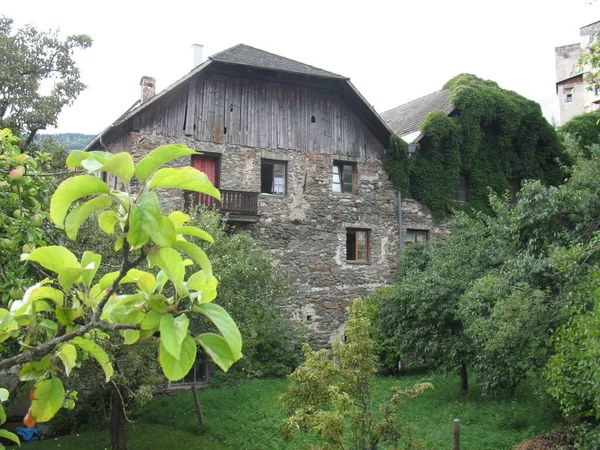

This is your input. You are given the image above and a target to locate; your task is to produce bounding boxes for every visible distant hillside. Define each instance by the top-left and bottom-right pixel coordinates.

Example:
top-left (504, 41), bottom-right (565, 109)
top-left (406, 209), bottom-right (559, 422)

top-left (37, 133), bottom-right (95, 150)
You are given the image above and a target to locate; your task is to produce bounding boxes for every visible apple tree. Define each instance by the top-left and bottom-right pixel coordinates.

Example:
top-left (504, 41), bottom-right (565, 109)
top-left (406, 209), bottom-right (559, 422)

top-left (0, 144), bottom-right (242, 447)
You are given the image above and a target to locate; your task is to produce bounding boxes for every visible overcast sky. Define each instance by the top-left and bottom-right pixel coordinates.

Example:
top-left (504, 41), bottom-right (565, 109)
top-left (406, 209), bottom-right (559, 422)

top-left (5, 0), bottom-right (600, 134)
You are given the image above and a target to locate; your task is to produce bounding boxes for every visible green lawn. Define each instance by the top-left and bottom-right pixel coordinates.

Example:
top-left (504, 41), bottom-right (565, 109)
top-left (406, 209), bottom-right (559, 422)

top-left (11, 374), bottom-right (562, 450)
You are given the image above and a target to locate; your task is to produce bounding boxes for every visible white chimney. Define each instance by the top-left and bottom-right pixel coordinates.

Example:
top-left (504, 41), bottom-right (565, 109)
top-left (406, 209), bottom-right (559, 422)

top-left (192, 44), bottom-right (204, 68)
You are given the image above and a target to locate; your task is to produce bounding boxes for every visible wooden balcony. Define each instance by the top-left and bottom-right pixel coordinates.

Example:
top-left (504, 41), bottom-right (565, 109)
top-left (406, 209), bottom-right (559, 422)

top-left (218, 190), bottom-right (259, 215)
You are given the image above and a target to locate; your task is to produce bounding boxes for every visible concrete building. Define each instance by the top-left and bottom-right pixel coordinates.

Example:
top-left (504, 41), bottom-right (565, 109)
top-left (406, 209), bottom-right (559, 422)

top-left (86, 44), bottom-right (399, 348)
top-left (555, 20), bottom-right (600, 124)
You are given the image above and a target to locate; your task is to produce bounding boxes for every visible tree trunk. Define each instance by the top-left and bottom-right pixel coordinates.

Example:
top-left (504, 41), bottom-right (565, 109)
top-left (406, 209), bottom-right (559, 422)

top-left (459, 363), bottom-right (468, 394)
top-left (24, 129), bottom-right (38, 149)
top-left (110, 383), bottom-right (126, 450)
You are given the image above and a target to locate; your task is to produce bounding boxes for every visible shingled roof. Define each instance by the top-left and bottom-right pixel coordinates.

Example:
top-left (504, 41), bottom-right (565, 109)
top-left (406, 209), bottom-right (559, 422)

top-left (210, 44), bottom-right (346, 80)
top-left (380, 90), bottom-right (455, 140)
top-left (85, 44), bottom-right (390, 151)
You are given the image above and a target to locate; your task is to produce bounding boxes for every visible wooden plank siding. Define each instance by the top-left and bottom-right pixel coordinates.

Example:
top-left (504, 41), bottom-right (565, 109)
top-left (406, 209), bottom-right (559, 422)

top-left (133, 72), bottom-right (385, 157)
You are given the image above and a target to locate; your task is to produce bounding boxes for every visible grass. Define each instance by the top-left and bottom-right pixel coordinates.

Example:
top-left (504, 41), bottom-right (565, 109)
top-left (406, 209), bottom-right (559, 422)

top-left (11, 374), bottom-right (562, 450)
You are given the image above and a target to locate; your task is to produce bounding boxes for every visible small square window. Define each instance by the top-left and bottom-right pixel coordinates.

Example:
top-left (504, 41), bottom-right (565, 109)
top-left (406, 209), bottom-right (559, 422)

top-left (405, 229), bottom-right (429, 245)
top-left (566, 93), bottom-right (573, 103)
top-left (346, 229), bottom-right (369, 263)
top-left (333, 162), bottom-right (356, 194)
top-left (261, 160), bottom-right (286, 195)
top-left (457, 174), bottom-right (469, 202)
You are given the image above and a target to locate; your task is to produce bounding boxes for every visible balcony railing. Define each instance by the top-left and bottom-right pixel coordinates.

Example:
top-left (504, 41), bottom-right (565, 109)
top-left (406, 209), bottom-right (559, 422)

top-left (198, 190), bottom-right (258, 215)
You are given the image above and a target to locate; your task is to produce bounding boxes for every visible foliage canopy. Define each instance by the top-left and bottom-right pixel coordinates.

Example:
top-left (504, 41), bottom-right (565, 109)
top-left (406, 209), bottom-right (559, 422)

top-left (383, 74), bottom-right (567, 220)
top-left (0, 16), bottom-right (91, 145)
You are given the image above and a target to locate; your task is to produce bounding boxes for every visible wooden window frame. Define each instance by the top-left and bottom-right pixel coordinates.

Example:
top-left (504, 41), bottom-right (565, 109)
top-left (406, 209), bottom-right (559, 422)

top-left (332, 161), bottom-right (357, 195)
top-left (404, 229), bottom-right (429, 246)
top-left (346, 228), bottom-right (369, 264)
top-left (260, 159), bottom-right (287, 195)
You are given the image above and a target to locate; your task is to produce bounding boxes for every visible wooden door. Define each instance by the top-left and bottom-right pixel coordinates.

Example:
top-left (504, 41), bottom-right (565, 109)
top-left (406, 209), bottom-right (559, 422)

top-left (191, 154), bottom-right (219, 208)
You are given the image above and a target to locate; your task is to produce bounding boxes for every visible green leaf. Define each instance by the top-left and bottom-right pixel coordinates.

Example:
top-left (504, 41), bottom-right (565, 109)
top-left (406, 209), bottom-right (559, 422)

top-left (141, 310), bottom-right (162, 330)
top-left (39, 319), bottom-right (59, 333)
top-left (19, 359), bottom-right (51, 381)
top-left (0, 403), bottom-right (6, 426)
top-left (0, 388), bottom-right (9, 403)
top-left (66, 150), bottom-right (113, 169)
top-left (123, 269), bottom-right (155, 293)
top-left (168, 211), bottom-right (191, 228)
top-left (72, 337), bottom-right (114, 382)
top-left (135, 144), bottom-right (198, 183)
top-left (128, 192), bottom-right (162, 249)
top-left (149, 167), bottom-right (221, 200)
top-left (194, 303), bottom-right (242, 357)
top-left (98, 153), bottom-right (135, 183)
top-left (101, 293), bottom-right (145, 324)
top-left (187, 272), bottom-right (218, 303)
top-left (147, 248), bottom-right (185, 287)
top-left (123, 329), bottom-right (140, 345)
top-left (159, 335), bottom-right (196, 381)
top-left (99, 271), bottom-right (119, 290)
top-left (176, 226), bottom-right (214, 243)
top-left (98, 210), bottom-right (118, 234)
top-left (57, 344), bottom-right (77, 376)
top-left (0, 428), bottom-right (21, 445)
top-left (50, 175), bottom-right (110, 227)
top-left (160, 313), bottom-right (189, 359)
top-left (64, 195), bottom-right (112, 240)
top-left (149, 295), bottom-right (169, 314)
top-left (57, 267), bottom-right (87, 292)
top-left (22, 246), bottom-right (78, 274)
top-left (31, 378), bottom-right (65, 423)
top-left (81, 251), bottom-right (102, 288)
top-left (55, 306), bottom-right (74, 326)
top-left (196, 333), bottom-right (239, 372)
top-left (173, 241), bottom-right (213, 278)
top-left (26, 285), bottom-right (64, 307)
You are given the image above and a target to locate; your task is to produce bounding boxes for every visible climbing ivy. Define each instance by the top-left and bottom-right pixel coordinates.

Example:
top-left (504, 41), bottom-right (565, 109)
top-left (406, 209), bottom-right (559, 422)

top-left (560, 110), bottom-right (600, 155)
top-left (383, 74), bottom-right (568, 220)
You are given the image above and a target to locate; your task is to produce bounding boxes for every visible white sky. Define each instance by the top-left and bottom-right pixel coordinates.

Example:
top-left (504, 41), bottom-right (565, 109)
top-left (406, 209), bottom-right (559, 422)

top-left (5, 0), bottom-right (600, 134)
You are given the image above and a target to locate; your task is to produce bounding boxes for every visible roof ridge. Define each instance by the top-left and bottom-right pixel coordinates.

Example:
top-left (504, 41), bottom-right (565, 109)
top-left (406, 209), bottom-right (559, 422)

top-left (210, 43), bottom-right (346, 79)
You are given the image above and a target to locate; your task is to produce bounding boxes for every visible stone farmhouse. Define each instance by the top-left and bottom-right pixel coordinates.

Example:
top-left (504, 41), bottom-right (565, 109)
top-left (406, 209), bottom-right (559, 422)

top-left (85, 44), bottom-right (400, 349)
top-left (555, 20), bottom-right (600, 125)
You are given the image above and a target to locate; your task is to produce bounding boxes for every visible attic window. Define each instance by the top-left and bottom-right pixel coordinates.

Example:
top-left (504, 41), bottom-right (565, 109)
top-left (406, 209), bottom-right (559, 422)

top-left (311, 115), bottom-right (316, 123)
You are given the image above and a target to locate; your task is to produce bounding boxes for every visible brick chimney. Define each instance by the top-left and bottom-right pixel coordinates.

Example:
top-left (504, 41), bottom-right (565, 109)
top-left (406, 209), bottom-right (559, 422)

top-left (140, 76), bottom-right (156, 103)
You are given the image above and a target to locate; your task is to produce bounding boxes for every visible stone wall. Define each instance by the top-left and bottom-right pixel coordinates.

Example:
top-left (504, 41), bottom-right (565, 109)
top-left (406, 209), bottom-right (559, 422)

top-left (106, 132), bottom-right (399, 347)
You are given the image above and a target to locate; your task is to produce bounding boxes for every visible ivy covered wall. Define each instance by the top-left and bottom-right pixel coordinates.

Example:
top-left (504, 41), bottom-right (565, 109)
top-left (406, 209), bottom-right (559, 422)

top-left (383, 74), bottom-right (568, 220)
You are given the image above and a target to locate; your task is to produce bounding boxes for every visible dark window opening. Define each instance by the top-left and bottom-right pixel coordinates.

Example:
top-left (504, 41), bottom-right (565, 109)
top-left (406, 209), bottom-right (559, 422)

top-left (405, 229), bottom-right (429, 246)
top-left (346, 229), bottom-right (369, 263)
top-left (311, 115), bottom-right (316, 123)
top-left (457, 174), bottom-right (468, 202)
top-left (566, 93), bottom-right (573, 103)
top-left (333, 162), bottom-right (356, 194)
top-left (261, 160), bottom-right (286, 195)
top-left (170, 357), bottom-right (211, 385)
top-left (306, 315), bottom-right (312, 322)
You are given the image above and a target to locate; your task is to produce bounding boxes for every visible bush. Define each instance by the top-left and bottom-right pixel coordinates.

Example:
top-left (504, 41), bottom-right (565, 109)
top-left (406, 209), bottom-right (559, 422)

top-left (188, 209), bottom-right (303, 379)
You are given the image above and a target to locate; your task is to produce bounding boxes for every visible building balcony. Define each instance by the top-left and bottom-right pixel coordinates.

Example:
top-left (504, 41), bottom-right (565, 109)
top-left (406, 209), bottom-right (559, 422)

top-left (197, 190), bottom-right (259, 218)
